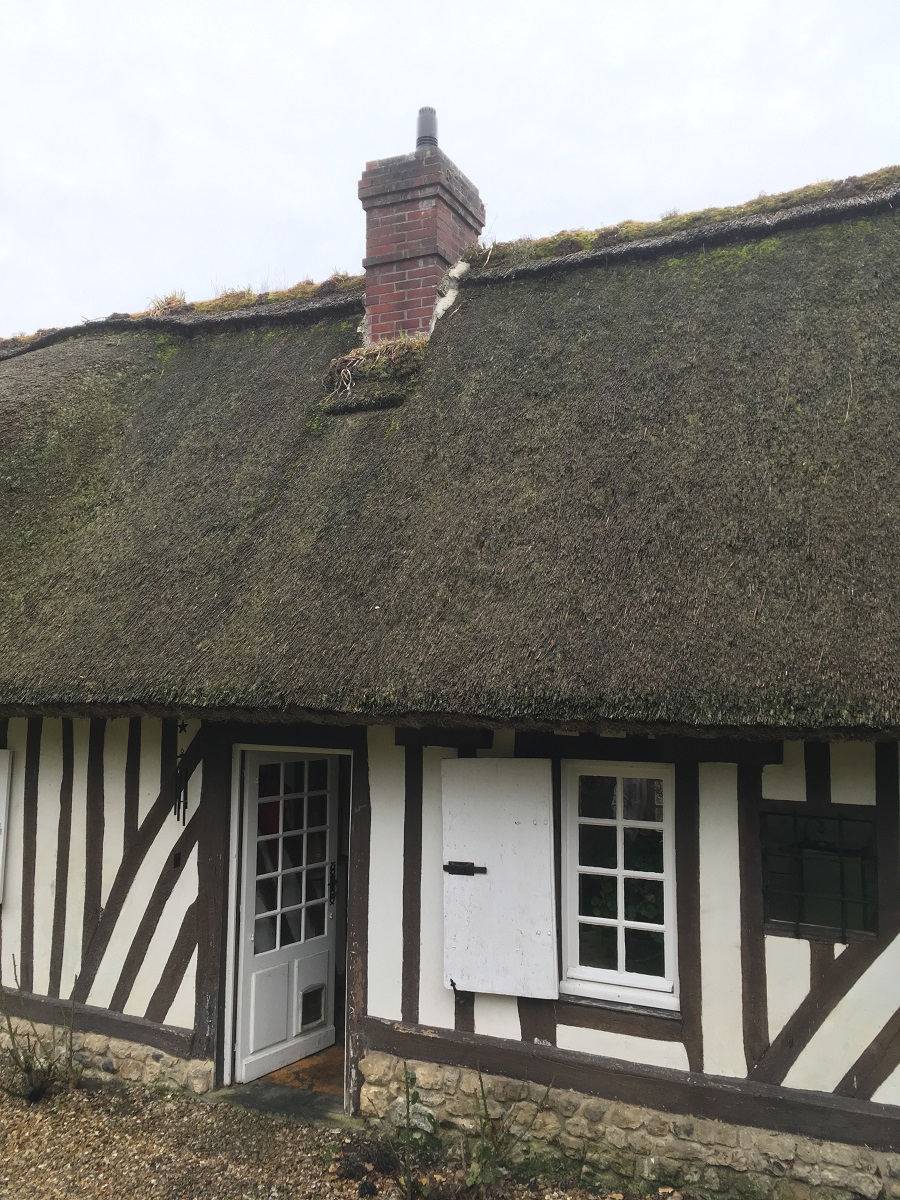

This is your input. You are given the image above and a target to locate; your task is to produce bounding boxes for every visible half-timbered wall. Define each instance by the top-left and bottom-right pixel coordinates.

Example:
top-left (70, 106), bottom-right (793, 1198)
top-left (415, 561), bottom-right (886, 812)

top-left (0, 716), bottom-right (223, 1059)
top-left (360, 727), bottom-right (900, 1143)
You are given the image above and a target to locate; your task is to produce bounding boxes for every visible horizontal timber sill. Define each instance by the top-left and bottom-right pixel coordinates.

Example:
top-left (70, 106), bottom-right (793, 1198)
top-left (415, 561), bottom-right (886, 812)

top-left (1, 987), bottom-right (197, 1059)
top-left (359, 1015), bottom-right (900, 1150)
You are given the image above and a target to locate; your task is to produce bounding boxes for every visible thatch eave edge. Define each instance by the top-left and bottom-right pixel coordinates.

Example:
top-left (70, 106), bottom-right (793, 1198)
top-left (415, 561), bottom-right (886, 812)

top-left (0, 698), bottom-right (897, 743)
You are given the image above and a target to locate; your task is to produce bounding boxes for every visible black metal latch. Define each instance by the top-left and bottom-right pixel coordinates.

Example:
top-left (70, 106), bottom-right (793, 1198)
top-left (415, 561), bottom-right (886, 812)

top-left (329, 862), bottom-right (337, 904)
top-left (443, 861), bottom-right (487, 876)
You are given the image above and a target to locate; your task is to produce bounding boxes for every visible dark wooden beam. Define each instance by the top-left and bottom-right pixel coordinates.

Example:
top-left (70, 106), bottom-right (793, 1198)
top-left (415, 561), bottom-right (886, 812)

top-left (515, 733), bottom-right (783, 767)
top-left (19, 717), bottom-right (42, 993)
top-left (738, 763), bottom-right (769, 1068)
top-left (395, 727), bottom-right (493, 751)
top-left (1, 987), bottom-right (196, 1060)
top-left (401, 745), bottom-right (423, 1025)
top-left (556, 998), bottom-right (682, 1042)
top-left (359, 1016), bottom-right (900, 1151)
top-left (193, 727), bottom-right (231, 1061)
top-left (48, 719), bottom-right (74, 999)
top-left (345, 730), bottom-right (371, 1114)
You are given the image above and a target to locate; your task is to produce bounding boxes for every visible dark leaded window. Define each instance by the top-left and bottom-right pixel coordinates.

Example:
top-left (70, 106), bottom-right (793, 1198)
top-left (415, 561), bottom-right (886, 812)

top-left (761, 812), bottom-right (877, 939)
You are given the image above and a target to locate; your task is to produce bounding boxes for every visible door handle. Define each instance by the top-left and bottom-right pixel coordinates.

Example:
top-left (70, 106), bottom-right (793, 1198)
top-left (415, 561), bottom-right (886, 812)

top-left (328, 861), bottom-right (336, 905)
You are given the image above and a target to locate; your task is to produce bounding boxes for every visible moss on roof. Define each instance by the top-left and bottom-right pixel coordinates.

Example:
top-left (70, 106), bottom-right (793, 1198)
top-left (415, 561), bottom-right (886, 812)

top-left (463, 163), bottom-right (900, 270)
top-left (3, 200), bottom-right (900, 733)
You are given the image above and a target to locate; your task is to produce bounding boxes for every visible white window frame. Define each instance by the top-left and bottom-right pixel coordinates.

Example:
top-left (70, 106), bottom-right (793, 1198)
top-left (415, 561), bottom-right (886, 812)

top-left (561, 760), bottom-right (679, 1011)
top-left (0, 749), bottom-right (11, 904)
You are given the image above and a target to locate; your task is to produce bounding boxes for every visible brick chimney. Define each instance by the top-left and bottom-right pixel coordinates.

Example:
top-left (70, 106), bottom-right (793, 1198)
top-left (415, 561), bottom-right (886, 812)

top-left (359, 108), bottom-right (485, 343)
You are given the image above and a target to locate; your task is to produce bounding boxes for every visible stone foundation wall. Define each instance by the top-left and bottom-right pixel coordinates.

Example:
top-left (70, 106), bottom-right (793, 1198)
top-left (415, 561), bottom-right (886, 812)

top-left (1, 1019), bottom-right (213, 1094)
top-left (359, 1052), bottom-right (897, 1200)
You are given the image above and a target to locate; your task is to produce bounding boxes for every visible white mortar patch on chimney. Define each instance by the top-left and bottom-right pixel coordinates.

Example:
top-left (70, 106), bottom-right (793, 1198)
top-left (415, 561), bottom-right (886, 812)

top-left (429, 261), bottom-right (470, 332)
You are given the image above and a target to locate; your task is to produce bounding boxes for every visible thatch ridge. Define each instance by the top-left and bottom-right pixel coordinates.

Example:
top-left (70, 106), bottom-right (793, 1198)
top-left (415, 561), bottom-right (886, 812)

top-left (0, 290), bottom-right (365, 363)
top-left (466, 182), bottom-right (900, 285)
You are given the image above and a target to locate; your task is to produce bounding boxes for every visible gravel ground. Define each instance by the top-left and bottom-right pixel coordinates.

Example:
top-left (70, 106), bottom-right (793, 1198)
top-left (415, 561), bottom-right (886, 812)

top-left (0, 1080), bottom-right (643, 1200)
top-left (0, 1081), bottom-right (353, 1199)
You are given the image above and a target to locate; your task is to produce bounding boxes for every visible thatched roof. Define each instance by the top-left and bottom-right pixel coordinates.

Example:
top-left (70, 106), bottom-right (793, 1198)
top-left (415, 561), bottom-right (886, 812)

top-left (3, 185), bottom-right (900, 735)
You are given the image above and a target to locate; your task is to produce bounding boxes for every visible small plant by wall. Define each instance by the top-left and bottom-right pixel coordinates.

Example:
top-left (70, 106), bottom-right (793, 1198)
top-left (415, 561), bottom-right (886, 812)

top-left (0, 961), bottom-right (82, 1103)
top-left (336, 1062), bottom-right (594, 1199)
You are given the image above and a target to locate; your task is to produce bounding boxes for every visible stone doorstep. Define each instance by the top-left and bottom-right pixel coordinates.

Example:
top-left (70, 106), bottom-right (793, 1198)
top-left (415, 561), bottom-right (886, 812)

top-left (358, 1053), bottom-right (888, 1200)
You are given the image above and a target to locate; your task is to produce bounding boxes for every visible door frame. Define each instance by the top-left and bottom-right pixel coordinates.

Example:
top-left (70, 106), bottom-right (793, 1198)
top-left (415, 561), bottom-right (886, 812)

top-left (222, 743), bottom-right (353, 1087)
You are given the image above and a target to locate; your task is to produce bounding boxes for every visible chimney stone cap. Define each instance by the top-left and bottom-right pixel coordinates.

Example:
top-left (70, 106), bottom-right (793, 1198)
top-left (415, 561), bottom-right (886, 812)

top-left (359, 146), bottom-right (484, 225)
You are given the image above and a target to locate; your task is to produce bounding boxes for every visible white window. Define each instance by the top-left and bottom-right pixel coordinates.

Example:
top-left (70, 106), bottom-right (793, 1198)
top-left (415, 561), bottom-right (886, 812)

top-left (561, 761), bottom-right (678, 1011)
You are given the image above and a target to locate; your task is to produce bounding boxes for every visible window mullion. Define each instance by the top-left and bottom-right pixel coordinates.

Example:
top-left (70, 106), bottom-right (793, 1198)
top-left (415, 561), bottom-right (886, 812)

top-left (617, 776), bottom-right (625, 973)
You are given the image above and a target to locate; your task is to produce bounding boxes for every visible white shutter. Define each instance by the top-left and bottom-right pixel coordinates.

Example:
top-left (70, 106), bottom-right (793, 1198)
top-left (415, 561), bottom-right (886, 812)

top-left (0, 750), bottom-right (11, 904)
top-left (441, 758), bottom-right (558, 999)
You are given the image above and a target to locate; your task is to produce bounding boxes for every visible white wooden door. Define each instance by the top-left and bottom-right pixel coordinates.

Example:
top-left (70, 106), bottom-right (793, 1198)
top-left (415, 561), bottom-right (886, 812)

top-left (236, 752), bottom-right (337, 1082)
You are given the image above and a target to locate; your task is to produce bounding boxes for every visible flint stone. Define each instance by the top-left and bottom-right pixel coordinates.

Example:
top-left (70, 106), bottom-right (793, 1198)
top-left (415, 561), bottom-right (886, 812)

top-left (360, 1084), bottom-right (390, 1118)
top-left (547, 1087), bottom-right (581, 1117)
top-left (607, 1103), bottom-right (645, 1130)
top-left (409, 1062), bottom-right (443, 1091)
top-left (359, 1052), bottom-right (397, 1087)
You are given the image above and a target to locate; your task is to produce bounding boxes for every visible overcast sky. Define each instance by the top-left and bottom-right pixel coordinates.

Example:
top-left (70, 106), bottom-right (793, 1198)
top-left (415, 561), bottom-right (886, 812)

top-left (2, 0), bottom-right (898, 337)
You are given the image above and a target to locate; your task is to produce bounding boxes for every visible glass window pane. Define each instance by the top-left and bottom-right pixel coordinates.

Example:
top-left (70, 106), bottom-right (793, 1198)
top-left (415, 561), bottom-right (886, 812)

top-left (802, 888), bottom-right (842, 929)
top-left (281, 870), bottom-right (303, 909)
top-left (844, 900), bottom-right (877, 935)
top-left (282, 834), bottom-right (304, 871)
top-left (307, 795), bottom-right (327, 828)
top-left (579, 824), bottom-right (616, 869)
top-left (257, 800), bottom-right (280, 837)
top-left (283, 796), bottom-right (305, 832)
top-left (578, 923), bottom-right (617, 970)
top-left (308, 759), bottom-right (328, 791)
top-left (280, 907), bottom-right (303, 948)
top-left (802, 849), bottom-right (841, 899)
top-left (766, 888), bottom-right (801, 924)
top-left (307, 830), bottom-right (327, 865)
top-left (579, 776), bottom-right (616, 820)
top-left (306, 866), bottom-right (327, 902)
top-left (254, 915), bottom-right (277, 955)
top-left (255, 876), bottom-right (279, 915)
top-left (283, 761), bottom-right (305, 795)
top-left (305, 903), bottom-right (326, 940)
top-left (842, 820), bottom-right (876, 853)
top-left (623, 828), bottom-right (663, 873)
top-left (796, 817), bottom-right (838, 849)
top-left (624, 877), bottom-right (664, 924)
top-left (622, 778), bottom-right (664, 822)
top-left (763, 814), bottom-right (795, 851)
top-left (301, 986), bottom-right (324, 1030)
top-left (762, 810), bottom-right (877, 935)
top-left (625, 928), bottom-right (666, 977)
top-left (579, 874), bottom-right (616, 920)
top-left (258, 763), bottom-right (281, 798)
top-left (256, 839), bottom-right (279, 877)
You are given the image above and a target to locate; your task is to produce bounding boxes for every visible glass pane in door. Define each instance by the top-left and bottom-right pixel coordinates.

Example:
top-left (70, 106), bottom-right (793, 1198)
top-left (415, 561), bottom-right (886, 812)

top-left (253, 758), bottom-right (331, 956)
